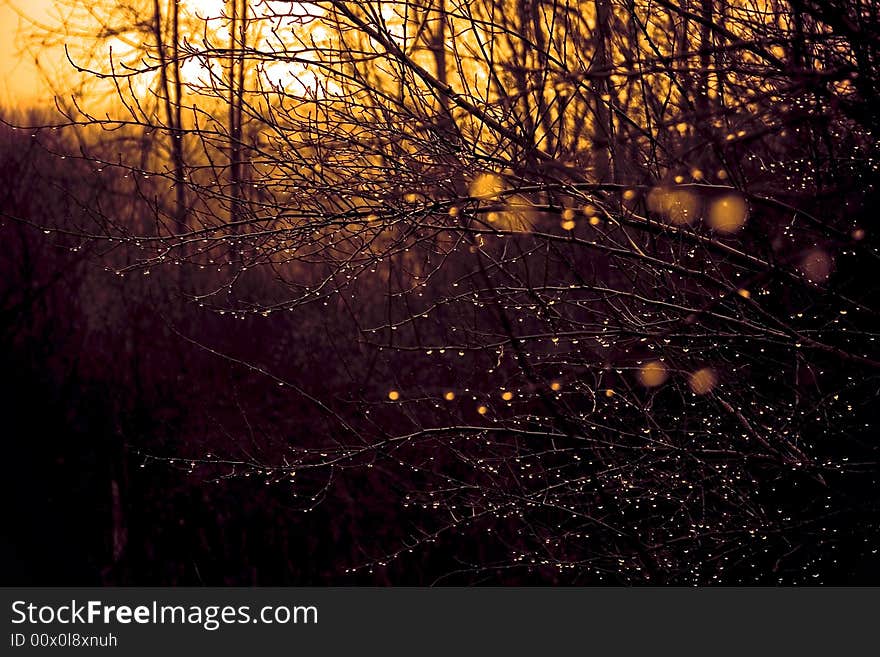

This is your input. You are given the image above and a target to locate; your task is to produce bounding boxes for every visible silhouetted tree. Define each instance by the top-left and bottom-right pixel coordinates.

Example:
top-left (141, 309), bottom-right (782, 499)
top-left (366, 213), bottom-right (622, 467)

top-left (5, 0), bottom-right (879, 584)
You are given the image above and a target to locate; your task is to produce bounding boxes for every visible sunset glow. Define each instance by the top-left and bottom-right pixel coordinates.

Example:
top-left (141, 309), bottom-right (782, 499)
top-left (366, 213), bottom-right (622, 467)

top-left (2, 0), bottom-right (878, 590)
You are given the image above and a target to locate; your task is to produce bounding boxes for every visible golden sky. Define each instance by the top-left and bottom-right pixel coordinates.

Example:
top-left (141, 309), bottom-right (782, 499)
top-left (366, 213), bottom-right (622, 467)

top-left (0, 1), bottom-right (304, 107)
top-left (0, 1), bottom-right (71, 106)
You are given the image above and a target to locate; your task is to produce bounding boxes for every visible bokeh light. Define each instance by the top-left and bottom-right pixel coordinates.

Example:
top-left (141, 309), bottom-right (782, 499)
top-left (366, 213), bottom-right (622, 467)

top-left (688, 368), bottom-right (718, 395)
top-left (638, 360), bottom-right (668, 387)
top-left (707, 193), bottom-right (748, 233)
